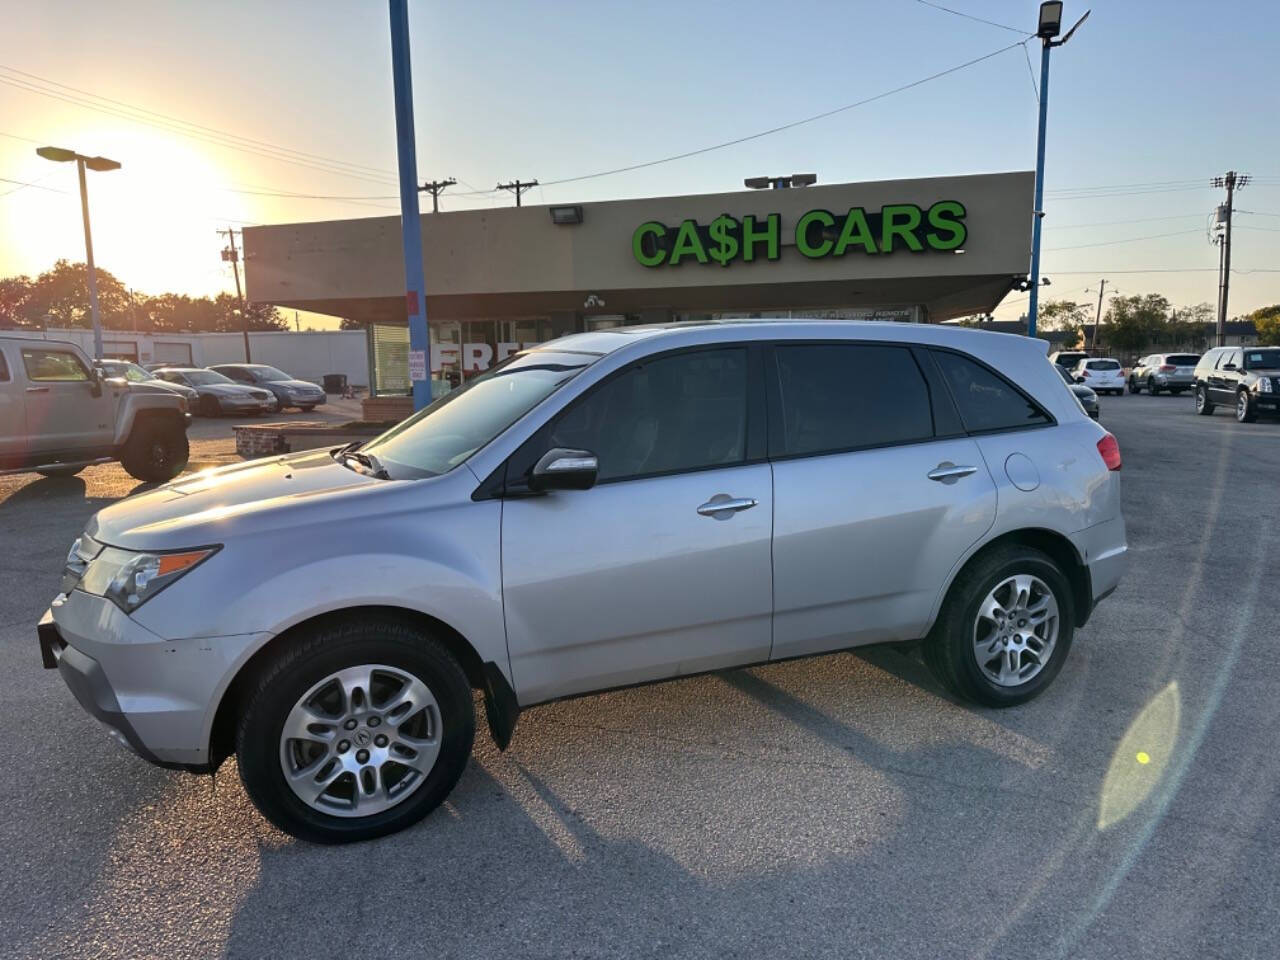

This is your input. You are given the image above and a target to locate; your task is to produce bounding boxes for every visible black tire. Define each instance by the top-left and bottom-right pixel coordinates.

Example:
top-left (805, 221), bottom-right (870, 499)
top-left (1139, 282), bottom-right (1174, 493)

top-left (1196, 385), bottom-right (1215, 415)
top-left (1148, 377), bottom-right (1160, 396)
top-left (300, 405), bottom-right (316, 413)
top-left (923, 545), bottom-right (1076, 708)
top-left (1128, 376), bottom-right (1141, 394)
top-left (1170, 388), bottom-right (1185, 395)
top-left (1237, 389), bottom-right (1257, 423)
top-left (199, 395), bottom-right (220, 418)
top-left (235, 615), bottom-right (475, 844)
top-left (35, 464), bottom-right (85, 478)
top-left (120, 417), bottom-right (189, 482)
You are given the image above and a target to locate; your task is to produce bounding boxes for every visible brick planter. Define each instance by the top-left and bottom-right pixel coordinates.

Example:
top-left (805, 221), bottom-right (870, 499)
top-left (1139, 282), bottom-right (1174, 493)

top-left (362, 395), bottom-right (414, 422)
top-left (234, 422), bottom-right (387, 460)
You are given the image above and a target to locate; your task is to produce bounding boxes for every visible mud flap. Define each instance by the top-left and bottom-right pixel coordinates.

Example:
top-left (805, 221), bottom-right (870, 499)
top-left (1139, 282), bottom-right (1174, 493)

top-left (482, 661), bottom-right (520, 750)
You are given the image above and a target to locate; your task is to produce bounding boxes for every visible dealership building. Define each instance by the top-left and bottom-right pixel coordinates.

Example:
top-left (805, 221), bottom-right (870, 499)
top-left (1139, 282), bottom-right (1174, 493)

top-left (243, 171), bottom-right (1033, 395)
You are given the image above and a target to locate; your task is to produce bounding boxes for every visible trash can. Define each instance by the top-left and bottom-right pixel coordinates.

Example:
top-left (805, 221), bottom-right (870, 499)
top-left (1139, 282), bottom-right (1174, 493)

top-left (323, 374), bottom-right (347, 394)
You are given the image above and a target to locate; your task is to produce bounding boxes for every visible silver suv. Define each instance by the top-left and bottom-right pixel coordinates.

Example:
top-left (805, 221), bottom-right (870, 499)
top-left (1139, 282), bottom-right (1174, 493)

top-left (38, 322), bottom-right (1127, 843)
top-left (0, 336), bottom-right (190, 481)
top-left (1128, 353), bottom-right (1200, 395)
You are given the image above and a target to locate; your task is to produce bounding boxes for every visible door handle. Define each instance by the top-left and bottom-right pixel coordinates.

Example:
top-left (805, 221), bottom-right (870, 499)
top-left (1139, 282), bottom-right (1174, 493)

top-left (927, 462), bottom-right (978, 484)
top-left (25, 386), bottom-right (49, 394)
top-left (697, 496), bottom-right (758, 517)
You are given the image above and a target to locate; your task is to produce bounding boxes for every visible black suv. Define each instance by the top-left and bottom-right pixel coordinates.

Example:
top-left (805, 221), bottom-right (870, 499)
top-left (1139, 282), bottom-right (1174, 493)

top-left (1194, 346), bottom-right (1280, 422)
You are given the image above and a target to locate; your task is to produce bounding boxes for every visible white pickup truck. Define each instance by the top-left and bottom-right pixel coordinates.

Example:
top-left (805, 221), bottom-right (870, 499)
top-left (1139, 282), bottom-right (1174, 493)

top-left (0, 335), bottom-right (190, 481)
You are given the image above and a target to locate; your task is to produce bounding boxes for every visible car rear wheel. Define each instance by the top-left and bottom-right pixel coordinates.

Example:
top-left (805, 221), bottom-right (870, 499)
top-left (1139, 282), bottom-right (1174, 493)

top-left (1237, 390), bottom-right (1257, 423)
top-left (1196, 386), bottom-right (1214, 415)
top-left (120, 417), bottom-right (189, 482)
top-left (235, 615), bottom-right (475, 843)
top-left (1148, 376), bottom-right (1160, 396)
top-left (923, 546), bottom-right (1075, 707)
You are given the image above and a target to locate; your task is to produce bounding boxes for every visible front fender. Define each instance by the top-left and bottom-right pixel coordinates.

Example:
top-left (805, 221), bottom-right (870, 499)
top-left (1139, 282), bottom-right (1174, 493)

top-left (113, 393), bottom-right (188, 446)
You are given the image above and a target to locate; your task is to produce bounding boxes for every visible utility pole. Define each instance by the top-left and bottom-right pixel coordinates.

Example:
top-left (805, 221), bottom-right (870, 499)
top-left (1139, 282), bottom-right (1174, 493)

top-left (1090, 278), bottom-right (1106, 352)
top-left (219, 227), bottom-right (250, 362)
top-left (1212, 171), bottom-right (1249, 347)
top-left (496, 179), bottom-right (538, 207)
top-left (419, 178), bottom-right (456, 213)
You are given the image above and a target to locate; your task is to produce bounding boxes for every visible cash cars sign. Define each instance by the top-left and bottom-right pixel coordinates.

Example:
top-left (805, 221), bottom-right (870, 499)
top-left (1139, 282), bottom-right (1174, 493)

top-left (631, 201), bottom-right (967, 267)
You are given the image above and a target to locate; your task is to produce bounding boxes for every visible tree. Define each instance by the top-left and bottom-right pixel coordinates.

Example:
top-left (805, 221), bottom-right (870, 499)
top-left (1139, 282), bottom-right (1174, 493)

top-left (1251, 304), bottom-right (1280, 346)
top-left (1038, 300), bottom-right (1090, 348)
top-left (1167, 302), bottom-right (1213, 350)
top-left (0, 275), bottom-right (34, 328)
top-left (339, 317), bottom-right (367, 331)
top-left (20, 260), bottom-right (131, 329)
top-left (1103, 294), bottom-right (1171, 355)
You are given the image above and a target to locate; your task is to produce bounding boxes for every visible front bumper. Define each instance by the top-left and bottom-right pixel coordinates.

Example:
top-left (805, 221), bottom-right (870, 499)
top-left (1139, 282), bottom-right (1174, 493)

top-left (38, 591), bottom-right (269, 770)
top-left (219, 396), bottom-right (273, 414)
top-left (1153, 374), bottom-right (1194, 388)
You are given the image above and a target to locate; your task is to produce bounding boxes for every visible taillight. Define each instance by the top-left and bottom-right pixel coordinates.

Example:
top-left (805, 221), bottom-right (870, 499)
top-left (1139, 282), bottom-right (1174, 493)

top-left (1081, 369), bottom-right (1091, 377)
top-left (1159, 364), bottom-right (1175, 372)
top-left (1097, 433), bottom-right (1122, 471)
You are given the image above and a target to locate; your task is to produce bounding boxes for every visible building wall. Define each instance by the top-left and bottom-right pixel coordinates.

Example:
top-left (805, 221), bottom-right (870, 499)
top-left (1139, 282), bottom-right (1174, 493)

top-left (3, 329), bottom-right (370, 387)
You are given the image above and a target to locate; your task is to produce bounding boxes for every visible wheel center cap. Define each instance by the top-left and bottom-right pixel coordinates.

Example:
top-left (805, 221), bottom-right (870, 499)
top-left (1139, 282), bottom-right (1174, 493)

top-left (353, 729), bottom-right (372, 747)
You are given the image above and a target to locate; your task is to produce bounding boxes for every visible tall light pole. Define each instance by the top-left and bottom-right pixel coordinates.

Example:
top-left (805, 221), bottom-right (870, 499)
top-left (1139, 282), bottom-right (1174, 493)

top-left (36, 146), bottom-right (120, 360)
top-left (388, 0), bottom-right (432, 411)
top-left (1026, 3), bottom-right (1089, 339)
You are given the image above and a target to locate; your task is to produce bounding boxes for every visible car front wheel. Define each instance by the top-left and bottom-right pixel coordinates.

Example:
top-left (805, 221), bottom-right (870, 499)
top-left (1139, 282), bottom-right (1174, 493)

top-left (120, 417), bottom-right (189, 482)
top-left (1237, 390), bottom-right (1257, 423)
top-left (1196, 385), bottom-right (1214, 415)
top-left (923, 546), bottom-right (1075, 707)
top-left (1128, 376), bottom-right (1141, 394)
top-left (235, 615), bottom-right (475, 843)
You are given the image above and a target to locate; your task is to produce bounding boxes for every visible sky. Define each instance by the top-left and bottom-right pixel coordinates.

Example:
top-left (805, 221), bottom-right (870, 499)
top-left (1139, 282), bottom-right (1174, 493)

top-left (1, 0), bottom-right (1277, 330)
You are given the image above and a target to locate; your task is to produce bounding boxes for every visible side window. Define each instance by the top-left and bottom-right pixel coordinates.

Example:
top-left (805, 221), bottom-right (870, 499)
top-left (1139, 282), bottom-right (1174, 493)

top-left (0, 349), bottom-right (9, 382)
top-left (21, 347), bottom-right (90, 382)
top-left (931, 349), bottom-right (1051, 433)
top-left (772, 344), bottom-right (933, 456)
top-left (548, 348), bottom-right (748, 482)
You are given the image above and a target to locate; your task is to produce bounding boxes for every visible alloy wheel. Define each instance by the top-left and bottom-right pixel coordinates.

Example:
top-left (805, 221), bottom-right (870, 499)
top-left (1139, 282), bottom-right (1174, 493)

top-left (972, 574), bottom-right (1059, 687)
top-left (279, 663), bottom-right (441, 818)
top-left (1237, 392), bottom-right (1249, 422)
top-left (1196, 388), bottom-right (1207, 413)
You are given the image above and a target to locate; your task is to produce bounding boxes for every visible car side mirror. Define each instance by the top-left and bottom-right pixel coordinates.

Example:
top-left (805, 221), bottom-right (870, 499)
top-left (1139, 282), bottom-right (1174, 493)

top-left (88, 366), bottom-right (103, 398)
top-left (528, 447), bottom-right (598, 492)
top-left (1073, 376), bottom-right (1085, 383)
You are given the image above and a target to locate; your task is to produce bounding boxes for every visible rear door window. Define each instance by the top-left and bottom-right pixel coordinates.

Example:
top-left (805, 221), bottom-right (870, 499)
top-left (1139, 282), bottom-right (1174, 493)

top-left (1167, 355), bottom-right (1200, 367)
top-left (1087, 360), bottom-right (1121, 370)
top-left (931, 350), bottom-right (1051, 433)
top-left (771, 344), bottom-right (934, 457)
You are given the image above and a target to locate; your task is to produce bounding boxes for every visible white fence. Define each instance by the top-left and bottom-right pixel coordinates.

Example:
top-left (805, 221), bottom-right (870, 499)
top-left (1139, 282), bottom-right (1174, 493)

top-left (3, 328), bottom-right (369, 388)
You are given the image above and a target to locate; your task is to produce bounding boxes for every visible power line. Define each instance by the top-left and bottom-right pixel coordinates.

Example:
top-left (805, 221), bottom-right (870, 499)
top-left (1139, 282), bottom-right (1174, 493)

top-left (0, 173), bottom-right (69, 197)
top-left (913, 0), bottom-right (1027, 34)
top-left (527, 38), bottom-right (1028, 190)
top-left (1044, 228), bottom-right (1205, 252)
top-left (1021, 41), bottom-right (1040, 103)
top-left (496, 179), bottom-right (539, 206)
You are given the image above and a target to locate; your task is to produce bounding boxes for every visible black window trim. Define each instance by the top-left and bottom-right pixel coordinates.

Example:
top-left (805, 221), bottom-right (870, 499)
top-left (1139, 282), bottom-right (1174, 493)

top-left (927, 346), bottom-right (1057, 437)
top-left (0, 347), bottom-right (9, 382)
top-left (762, 339), bottom-right (962, 463)
top-left (20, 345), bottom-right (92, 383)
top-left (480, 341), bottom-right (767, 498)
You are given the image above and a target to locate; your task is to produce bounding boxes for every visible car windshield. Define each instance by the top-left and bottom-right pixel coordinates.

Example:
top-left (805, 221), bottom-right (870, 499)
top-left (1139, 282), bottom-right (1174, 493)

top-left (248, 365), bottom-right (292, 381)
top-left (358, 350), bottom-right (596, 478)
top-left (1243, 349), bottom-right (1280, 370)
top-left (1167, 355), bottom-right (1200, 366)
top-left (1087, 360), bottom-right (1121, 370)
top-left (183, 370), bottom-right (234, 385)
top-left (1056, 354), bottom-right (1086, 366)
top-left (101, 361), bottom-right (151, 382)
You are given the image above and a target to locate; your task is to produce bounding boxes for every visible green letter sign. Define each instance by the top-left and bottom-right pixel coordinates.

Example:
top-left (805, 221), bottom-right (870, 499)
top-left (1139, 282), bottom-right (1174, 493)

top-left (630, 201), bottom-right (966, 266)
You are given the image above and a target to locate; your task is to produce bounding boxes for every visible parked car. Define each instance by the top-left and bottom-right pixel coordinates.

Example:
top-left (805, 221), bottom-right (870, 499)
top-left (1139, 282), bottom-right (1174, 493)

top-left (1049, 350), bottom-right (1089, 370)
top-left (1056, 363), bottom-right (1099, 419)
top-left (38, 322), bottom-right (1126, 842)
top-left (1071, 358), bottom-right (1125, 395)
top-left (1128, 353), bottom-right (1200, 395)
top-left (209, 363), bottom-right (327, 411)
top-left (153, 367), bottom-right (276, 417)
top-left (0, 336), bottom-right (189, 481)
top-left (99, 359), bottom-right (200, 404)
top-left (1194, 345), bottom-right (1280, 422)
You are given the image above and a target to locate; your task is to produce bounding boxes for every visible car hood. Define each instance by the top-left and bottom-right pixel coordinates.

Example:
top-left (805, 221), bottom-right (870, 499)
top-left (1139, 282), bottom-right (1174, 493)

top-left (273, 379), bottom-right (324, 392)
top-left (86, 448), bottom-right (392, 550)
top-left (143, 379), bottom-right (197, 397)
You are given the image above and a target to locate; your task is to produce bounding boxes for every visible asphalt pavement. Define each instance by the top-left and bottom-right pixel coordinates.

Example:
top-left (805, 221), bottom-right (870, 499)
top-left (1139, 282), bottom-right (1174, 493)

top-left (1, 393), bottom-right (1277, 960)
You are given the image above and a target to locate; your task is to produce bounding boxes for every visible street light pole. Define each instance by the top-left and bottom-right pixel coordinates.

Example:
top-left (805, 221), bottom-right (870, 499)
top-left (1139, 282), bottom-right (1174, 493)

top-left (37, 146), bottom-right (121, 361)
top-left (1026, 3), bottom-right (1089, 340)
top-left (75, 157), bottom-right (104, 360)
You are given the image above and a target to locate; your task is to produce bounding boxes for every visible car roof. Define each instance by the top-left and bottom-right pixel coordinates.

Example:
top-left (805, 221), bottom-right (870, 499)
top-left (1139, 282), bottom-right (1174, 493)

top-left (0, 335), bottom-right (81, 349)
top-left (529, 319), bottom-right (1053, 361)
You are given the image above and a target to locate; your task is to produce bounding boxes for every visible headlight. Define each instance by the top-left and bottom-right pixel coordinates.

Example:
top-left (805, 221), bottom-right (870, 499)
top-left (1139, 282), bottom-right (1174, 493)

top-left (1257, 378), bottom-right (1272, 393)
top-left (79, 546), bottom-right (218, 612)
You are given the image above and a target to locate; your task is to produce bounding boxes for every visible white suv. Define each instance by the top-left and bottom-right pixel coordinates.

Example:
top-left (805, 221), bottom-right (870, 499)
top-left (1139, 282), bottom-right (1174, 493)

top-left (39, 321), bottom-right (1127, 842)
top-left (1071, 357), bottom-right (1125, 395)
